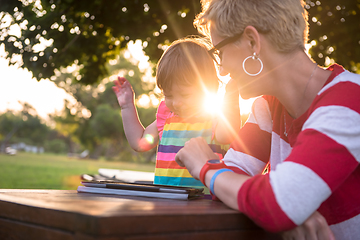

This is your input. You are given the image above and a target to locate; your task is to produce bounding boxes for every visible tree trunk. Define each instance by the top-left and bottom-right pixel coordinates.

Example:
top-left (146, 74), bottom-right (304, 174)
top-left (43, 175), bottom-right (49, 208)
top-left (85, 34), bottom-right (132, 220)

top-left (1, 127), bottom-right (18, 153)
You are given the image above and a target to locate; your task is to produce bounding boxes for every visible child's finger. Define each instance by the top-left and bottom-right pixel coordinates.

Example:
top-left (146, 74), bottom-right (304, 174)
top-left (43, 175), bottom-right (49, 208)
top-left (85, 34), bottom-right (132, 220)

top-left (118, 76), bottom-right (127, 84)
top-left (114, 79), bottom-right (122, 88)
top-left (112, 86), bottom-right (119, 93)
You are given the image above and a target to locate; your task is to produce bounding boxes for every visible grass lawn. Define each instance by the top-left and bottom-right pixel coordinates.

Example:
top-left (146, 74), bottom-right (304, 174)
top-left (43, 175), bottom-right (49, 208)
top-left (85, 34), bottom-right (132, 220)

top-left (0, 152), bottom-right (155, 190)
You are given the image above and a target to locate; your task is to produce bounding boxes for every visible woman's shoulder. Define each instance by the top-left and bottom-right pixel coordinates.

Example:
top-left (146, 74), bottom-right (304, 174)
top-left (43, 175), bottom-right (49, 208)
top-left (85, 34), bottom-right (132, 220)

top-left (319, 64), bottom-right (360, 96)
top-left (246, 96), bottom-right (275, 133)
top-left (252, 96), bottom-right (283, 117)
top-left (307, 64), bottom-right (360, 123)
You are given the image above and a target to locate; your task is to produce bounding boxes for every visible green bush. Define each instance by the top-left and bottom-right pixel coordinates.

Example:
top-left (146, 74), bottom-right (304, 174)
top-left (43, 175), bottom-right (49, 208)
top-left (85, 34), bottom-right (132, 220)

top-left (45, 139), bottom-right (67, 154)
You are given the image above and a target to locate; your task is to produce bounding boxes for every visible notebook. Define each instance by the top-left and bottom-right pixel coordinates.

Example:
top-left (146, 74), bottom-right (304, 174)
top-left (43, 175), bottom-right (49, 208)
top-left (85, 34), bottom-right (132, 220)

top-left (77, 180), bottom-right (204, 200)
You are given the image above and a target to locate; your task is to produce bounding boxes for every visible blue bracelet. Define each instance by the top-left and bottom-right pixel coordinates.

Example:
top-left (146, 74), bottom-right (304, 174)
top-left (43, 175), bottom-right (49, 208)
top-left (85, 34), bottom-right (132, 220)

top-left (210, 168), bottom-right (234, 195)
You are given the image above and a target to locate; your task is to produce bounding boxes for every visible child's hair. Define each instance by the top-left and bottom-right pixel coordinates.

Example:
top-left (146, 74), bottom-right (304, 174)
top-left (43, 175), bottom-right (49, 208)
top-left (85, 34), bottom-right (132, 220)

top-left (156, 37), bottom-right (219, 95)
top-left (194, 0), bottom-right (309, 53)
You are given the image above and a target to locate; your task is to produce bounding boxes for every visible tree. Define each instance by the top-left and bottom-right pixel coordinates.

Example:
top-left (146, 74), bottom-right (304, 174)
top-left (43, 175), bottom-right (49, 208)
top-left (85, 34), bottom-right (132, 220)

top-left (307, 0), bottom-right (360, 72)
top-left (88, 104), bottom-right (124, 158)
top-left (0, 0), bottom-right (200, 84)
top-left (0, 110), bottom-right (23, 152)
top-left (50, 100), bottom-right (82, 153)
top-left (49, 50), bottom-right (158, 159)
top-left (1, 0), bottom-right (359, 83)
top-left (0, 103), bottom-right (49, 152)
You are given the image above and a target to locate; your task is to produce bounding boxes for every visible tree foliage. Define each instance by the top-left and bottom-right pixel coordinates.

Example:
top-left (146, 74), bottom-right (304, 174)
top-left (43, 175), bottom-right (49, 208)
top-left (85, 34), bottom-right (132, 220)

top-left (49, 51), bottom-right (157, 159)
top-left (0, 0), bottom-right (200, 84)
top-left (0, 103), bottom-right (49, 152)
top-left (1, 0), bottom-right (359, 82)
top-left (307, 0), bottom-right (360, 72)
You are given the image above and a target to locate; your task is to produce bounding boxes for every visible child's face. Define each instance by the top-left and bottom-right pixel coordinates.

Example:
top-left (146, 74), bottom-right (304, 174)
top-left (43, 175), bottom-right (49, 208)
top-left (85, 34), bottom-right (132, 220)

top-left (164, 83), bottom-right (205, 118)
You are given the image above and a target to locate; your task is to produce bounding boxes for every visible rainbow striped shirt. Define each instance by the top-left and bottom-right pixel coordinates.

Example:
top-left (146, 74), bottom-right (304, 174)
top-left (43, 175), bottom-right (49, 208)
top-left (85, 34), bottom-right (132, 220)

top-left (154, 101), bottom-right (228, 188)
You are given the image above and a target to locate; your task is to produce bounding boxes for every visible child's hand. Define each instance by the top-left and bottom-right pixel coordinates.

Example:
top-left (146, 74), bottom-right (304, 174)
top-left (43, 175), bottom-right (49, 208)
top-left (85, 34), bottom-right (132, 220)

top-left (112, 77), bottom-right (135, 110)
top-left (175, 137), bottom-right (219, 180)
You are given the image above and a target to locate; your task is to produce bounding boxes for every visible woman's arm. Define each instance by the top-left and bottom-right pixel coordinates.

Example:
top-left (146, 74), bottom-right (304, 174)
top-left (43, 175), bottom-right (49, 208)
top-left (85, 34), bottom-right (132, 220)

top-left (222, 96), bottom-right (272, 176)
top-left (113, 77), bottom-right (159, 152)
top-left (175, 137), bottom-right (249, 209)
top-left (175, 138), bottom-right (336, 240)
top-left (214, 79), bottom-right (241, 144)
top-left (177, 105), bottom-right (360, 233)
top-left (281, 211), bottom-right (335, 240)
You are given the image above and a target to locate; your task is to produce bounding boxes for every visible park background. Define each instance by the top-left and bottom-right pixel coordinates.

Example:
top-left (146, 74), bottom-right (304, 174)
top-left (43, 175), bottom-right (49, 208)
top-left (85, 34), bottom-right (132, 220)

top-left (0, 0), bottom-right (359, 189)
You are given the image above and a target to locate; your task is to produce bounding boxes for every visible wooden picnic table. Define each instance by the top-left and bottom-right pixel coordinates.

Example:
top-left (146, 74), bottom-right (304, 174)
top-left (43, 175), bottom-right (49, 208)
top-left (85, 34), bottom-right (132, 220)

top-left (0, 189), bottom-right (281, 240)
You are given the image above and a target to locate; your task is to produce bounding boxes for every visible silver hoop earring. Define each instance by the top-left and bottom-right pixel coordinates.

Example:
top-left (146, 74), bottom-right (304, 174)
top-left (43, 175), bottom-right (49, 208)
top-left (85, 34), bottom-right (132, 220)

top-left (242, 52), bottom-right (263, 76)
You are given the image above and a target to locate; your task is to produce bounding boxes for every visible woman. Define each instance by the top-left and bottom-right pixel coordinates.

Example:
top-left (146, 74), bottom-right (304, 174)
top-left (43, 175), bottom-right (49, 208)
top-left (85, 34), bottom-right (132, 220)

top-left (175, 0), bottom-right (360, 239)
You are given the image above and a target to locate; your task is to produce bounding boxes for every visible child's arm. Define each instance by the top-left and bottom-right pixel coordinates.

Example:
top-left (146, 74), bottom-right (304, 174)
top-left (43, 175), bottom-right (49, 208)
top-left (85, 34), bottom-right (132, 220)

top-left (112, 77), bottom-right (159, 152)
top-left (214, 79), bottom-right (241, 144)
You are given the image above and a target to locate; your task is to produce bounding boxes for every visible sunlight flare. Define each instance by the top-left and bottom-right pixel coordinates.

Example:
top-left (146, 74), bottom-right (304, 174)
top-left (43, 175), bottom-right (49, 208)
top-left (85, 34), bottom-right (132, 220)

top-left (145, 134), bottom-right (155, 145)
top-left (138, 134), bottom-right (155, 151)
top-left (203, 91), bottom-right (224, 116)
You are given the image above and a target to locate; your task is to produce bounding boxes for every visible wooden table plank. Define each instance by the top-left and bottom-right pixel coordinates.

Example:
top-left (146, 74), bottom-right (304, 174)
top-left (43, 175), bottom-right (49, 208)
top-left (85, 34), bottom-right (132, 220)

top-left (0, 217), bottom-right (74, 240)
top-left (0, 189), bottom-right (281, 240)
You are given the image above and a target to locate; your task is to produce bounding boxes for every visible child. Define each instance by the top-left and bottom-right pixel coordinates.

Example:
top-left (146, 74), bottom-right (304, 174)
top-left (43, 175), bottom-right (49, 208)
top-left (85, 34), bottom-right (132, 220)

top-left (112, 37), bottom-right (240, 188)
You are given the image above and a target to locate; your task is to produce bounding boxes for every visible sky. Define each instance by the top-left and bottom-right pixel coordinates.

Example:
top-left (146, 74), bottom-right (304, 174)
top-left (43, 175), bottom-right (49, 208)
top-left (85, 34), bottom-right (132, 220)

top-left (0, 41), bottom-right (254, 122)
top-left (0, 41), bottom-right (148, 121)
top-left (0, 55), bottom-right (74, 120)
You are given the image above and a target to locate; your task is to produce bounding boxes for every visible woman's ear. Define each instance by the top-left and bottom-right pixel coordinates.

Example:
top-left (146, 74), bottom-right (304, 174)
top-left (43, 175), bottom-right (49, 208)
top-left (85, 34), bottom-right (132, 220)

top-left (242, 26), bottom-right (261, 55)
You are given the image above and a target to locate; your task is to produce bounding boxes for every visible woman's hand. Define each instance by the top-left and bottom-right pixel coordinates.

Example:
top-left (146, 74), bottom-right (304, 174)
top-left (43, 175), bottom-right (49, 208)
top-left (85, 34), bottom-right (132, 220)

top-left (112, 77), bottom-right (135, 110)
top-left (281, 211), bottom-right (335, 240)
top-left (175, 137), bottom-right (219, 179)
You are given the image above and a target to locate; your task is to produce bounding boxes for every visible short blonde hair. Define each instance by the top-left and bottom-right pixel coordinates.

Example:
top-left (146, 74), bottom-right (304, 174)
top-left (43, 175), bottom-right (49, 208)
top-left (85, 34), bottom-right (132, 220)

top-left (156, 37), bottom-right (219, 94)
top-left (194, 0), bottom-right (309, 53)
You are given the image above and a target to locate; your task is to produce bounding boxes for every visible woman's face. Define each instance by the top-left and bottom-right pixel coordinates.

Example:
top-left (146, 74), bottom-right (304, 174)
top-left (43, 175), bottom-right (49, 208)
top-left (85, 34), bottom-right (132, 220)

top-left (210, 28), bottom-right (265, 99)
top-left (210, 30), bottom-right (243, 79)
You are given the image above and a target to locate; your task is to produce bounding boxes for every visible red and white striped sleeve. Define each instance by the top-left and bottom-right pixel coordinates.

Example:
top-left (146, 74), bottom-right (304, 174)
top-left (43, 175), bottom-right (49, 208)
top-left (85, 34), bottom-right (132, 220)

top-left (237, 69), bottom-right (360, 232)
top-left (223, 97), bottom-right (272, 176)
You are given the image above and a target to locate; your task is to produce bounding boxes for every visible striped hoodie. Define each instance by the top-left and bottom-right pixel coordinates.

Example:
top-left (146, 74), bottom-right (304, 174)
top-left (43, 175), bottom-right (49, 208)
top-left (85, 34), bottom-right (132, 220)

top-left (223, 64), bottom-right (360, 239)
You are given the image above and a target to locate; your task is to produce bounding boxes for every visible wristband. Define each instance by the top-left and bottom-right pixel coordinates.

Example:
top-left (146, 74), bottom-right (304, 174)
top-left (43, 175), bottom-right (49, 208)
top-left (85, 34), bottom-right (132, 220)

top-left (210, 168), bottom-right (234, 195)
top-left (199, 159), bottom-right (228, 186)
